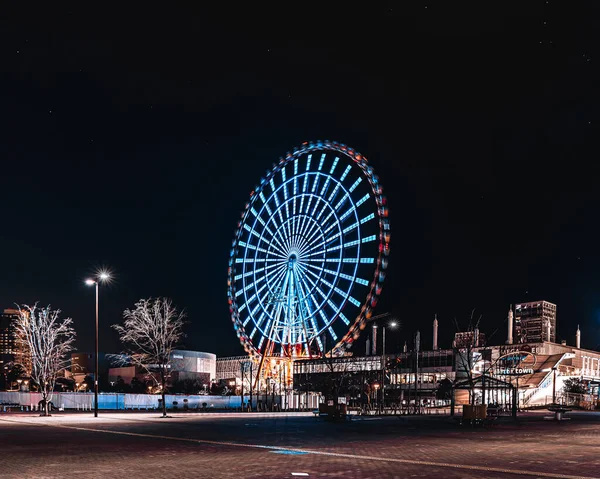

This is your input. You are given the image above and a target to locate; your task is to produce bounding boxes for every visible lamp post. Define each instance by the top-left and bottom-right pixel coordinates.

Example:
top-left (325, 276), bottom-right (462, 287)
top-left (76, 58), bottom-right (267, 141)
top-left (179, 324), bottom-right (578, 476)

top-left (380, 321), bottom-right (398, 414)
top-left (552, 366), bottom-right (558, 404)
top-left (85, 271), bottom-right (110, 418)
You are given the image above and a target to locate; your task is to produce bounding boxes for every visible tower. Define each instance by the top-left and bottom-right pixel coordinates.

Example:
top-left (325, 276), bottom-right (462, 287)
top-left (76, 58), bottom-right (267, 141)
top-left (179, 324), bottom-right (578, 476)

top-left (576, 325), bottom-right (581, 349)
top-left (507, 305), bottom-right (513, 345)
top-left (432, 314), bottom-right (439, 350)
top-left (371, 324), bottom-right (378, 356)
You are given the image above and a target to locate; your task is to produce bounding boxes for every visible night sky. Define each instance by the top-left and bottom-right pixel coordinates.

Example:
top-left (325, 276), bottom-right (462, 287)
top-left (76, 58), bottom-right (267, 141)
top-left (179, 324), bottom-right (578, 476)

top-left (1, 3), bottom-right (599, 357)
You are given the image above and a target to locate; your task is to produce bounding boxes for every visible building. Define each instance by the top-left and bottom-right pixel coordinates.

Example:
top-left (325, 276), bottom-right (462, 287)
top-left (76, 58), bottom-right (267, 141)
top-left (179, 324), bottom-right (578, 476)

top-left (216, 355), bottom-right (258, 392)
top-left (515, 300), bottom-right (557, 343)
top-left (107, 350), bottom-right (216, 388)
top-left (170, 350), bottom-right (216, 383)
top-left (453, 330), bottom-right (486, 348)
top-left (0, 309), bottom-right (18, 356)
top-left (0, 308), bottom-right (19, 368)
top-left (70, 352), bottom-right (115, 379)
top-left (290, 306), bottom-right (600, 411)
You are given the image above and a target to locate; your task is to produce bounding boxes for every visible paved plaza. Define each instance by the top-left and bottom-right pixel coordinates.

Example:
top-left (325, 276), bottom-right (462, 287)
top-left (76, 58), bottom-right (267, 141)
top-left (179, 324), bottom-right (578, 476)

top-left (1, 410), bottom-right (599, 479)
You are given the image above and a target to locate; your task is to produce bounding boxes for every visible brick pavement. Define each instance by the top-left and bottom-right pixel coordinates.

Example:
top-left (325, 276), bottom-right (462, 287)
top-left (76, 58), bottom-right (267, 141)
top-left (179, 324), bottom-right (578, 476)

top-left (1, 411), bottom-right (599, 479)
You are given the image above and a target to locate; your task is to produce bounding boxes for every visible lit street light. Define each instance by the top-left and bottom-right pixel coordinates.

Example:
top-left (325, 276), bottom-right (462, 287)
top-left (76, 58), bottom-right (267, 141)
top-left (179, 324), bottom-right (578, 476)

top-left (84, 270), bottom-right (111, 418)
top-left (378, 319), bottom-right (398, 414)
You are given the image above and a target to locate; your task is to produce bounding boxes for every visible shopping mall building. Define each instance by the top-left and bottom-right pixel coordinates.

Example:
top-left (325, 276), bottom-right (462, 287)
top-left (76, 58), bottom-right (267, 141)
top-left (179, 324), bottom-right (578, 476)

top-left (292, 301), bottom-right (600, 409)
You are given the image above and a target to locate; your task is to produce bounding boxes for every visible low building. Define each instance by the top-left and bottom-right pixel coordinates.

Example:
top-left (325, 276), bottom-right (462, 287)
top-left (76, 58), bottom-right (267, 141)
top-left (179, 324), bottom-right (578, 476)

top-left (107, 350), bottom-right (216, 390)
top-left (216, 355), bottom-right (257, 392)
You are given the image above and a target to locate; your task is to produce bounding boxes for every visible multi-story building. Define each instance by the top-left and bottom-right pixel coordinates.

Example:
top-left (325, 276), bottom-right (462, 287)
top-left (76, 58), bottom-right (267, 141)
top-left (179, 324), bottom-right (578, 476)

top-left (515, 300), bottom-right (557, 343)
top-left (453, 330), bottom-right (486, 348)
top-left (0, 308), bottom-right (19, 364)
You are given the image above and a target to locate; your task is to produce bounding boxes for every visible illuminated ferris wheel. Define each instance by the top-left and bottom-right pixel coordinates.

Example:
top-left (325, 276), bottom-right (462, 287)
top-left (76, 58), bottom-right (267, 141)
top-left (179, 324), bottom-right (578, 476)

top-left (227, 140), bottom-right (390, 361)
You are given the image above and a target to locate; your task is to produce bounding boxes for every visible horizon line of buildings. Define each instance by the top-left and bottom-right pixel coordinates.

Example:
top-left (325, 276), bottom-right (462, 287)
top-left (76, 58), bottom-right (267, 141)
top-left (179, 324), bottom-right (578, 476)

top-left (2, 300), bottom-right (599, 405)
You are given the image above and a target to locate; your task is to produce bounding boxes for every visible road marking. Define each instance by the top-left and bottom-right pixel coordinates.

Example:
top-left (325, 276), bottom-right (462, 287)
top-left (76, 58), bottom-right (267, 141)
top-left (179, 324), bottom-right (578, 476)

top-left (271, 450), bottom-right (308, 455)
top-left (0, 417), bottom-right (595, 479)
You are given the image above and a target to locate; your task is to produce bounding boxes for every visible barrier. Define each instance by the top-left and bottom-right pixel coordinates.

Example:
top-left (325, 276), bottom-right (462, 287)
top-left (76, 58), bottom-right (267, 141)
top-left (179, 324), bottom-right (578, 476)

top-left (0, 391), bottom-right (322, 411)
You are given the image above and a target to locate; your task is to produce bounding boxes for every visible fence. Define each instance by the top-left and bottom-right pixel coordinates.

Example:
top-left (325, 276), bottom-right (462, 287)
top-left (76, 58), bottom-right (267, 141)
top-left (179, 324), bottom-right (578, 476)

top-left (0, 391), bottom-right (321, 411)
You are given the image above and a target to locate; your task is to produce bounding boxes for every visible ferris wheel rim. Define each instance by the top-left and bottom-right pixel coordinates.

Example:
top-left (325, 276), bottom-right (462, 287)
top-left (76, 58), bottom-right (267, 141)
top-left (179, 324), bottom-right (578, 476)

top-left (227, 140), bottom-right (390, 358)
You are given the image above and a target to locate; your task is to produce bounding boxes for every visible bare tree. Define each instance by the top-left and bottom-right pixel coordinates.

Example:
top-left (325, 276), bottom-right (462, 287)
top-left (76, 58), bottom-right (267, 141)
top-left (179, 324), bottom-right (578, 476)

top-left (453, 309), bottom-right (484, 405)
top-left (13, 304), bottom-right (76, 416)
top-left (112, 298), bottom-right (185, 418)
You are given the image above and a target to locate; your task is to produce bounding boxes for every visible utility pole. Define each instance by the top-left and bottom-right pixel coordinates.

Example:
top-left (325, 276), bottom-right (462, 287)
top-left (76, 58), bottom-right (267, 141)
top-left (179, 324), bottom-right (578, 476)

top-left (381, 325), bottom-right (386, 414)
top-left (240, 361), bottom-right (245, 411)
top-left (414, 330), bottom-right (420, 415)
top-left (249, 361), bottom-right (253, 411)
top-left (552, 366), bottom-right (557, 404)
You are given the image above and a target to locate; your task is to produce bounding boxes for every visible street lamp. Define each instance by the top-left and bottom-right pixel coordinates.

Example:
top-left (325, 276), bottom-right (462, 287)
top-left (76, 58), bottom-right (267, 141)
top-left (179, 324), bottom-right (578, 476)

top-left (85, 271), bottom-right (111, 418)
top-left (380, 320), bottom-right (398, 413)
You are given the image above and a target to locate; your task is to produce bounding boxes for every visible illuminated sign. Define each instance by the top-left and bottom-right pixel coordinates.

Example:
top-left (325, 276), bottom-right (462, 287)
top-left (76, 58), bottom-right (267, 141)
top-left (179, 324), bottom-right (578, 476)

top-left (499, 368), bottom-right (534, 376)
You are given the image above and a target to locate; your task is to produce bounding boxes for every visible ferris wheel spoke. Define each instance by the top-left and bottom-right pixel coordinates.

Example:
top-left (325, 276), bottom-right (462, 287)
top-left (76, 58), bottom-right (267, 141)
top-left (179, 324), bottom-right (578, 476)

top-left (311, 173), bottom-right (321, 195)
top-left (295, 270), bottom-right (334, 334)
top-left (317, 153), bottom-right (326, 171)
top-left (300, 210), bottom-right (330, 249)
top-left (297, 195), bottom-right (314, 236)
top-left (292, 192), bottom-right (297, 217)
top-left (319, 209), bottom-right (336, 230)
top-left (295, 271), bottom-right (324, 353)
top-left (334, 191), bottom-right (350, 212)
top-left (318, 176), bottom-right (331, 202)
top-left (262, 264), bottom-right (288, 296)
top-left (263, 271), bottom-right (289, 334)
top-left (299, 264), bottom-right (337, 293)
top-left (300, 231), bottom-right (341, 257)
top-left (292, 269), bottom-right (319, 349)
top-left (283, 208), bottom-right (295, 250)
top-left (296, 272), bottom-right (322, 327)
top-left (258, 191), bottom-right (273, 216)
top-left (273, 223), bottom-right (291, 253)
top-left (301, 222), bottom-right (324, 251)
top-left (327, 183), bottom-right (341, 205)
top-left (263, 227), bottom-right (288, 258)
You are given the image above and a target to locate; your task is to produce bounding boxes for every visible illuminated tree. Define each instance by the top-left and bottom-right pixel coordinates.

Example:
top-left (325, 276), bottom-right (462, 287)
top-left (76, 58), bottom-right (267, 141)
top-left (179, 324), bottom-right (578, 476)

top-left (13, 304), bottom-right (76, 416)
top-left (112, 297), bottom-right (185, 418)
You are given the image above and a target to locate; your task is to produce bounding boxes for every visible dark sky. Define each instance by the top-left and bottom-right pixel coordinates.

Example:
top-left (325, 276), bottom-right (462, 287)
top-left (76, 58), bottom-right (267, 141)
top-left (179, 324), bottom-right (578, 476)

top-left (1, 3), bottom-right (599, 356)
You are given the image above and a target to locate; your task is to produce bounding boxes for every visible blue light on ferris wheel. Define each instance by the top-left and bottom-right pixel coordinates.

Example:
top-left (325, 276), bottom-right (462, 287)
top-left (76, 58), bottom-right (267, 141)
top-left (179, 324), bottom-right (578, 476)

top-left (227, 141), bottom-right (390, 359)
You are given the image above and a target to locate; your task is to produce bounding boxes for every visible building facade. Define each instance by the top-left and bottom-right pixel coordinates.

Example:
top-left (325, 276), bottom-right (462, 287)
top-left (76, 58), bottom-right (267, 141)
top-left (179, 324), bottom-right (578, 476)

top-left (0, 308), bottom-right (18, 360)
top-left (106, 350), bottom-right (216, 388)
top-left (515, 300), bottom-right (557, 343)
top-left (0, 309), bottom-right (19, 386)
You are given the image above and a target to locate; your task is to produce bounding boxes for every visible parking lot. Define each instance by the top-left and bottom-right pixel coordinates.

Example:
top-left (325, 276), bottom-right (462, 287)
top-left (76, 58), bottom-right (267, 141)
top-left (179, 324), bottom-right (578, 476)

top-left (1, 410), bottom-right (599, 478)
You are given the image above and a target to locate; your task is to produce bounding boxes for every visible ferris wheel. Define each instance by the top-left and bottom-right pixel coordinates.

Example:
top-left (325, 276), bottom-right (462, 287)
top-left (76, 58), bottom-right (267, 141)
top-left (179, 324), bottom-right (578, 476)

top-left (227, 140), bottom-right (390, 361)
